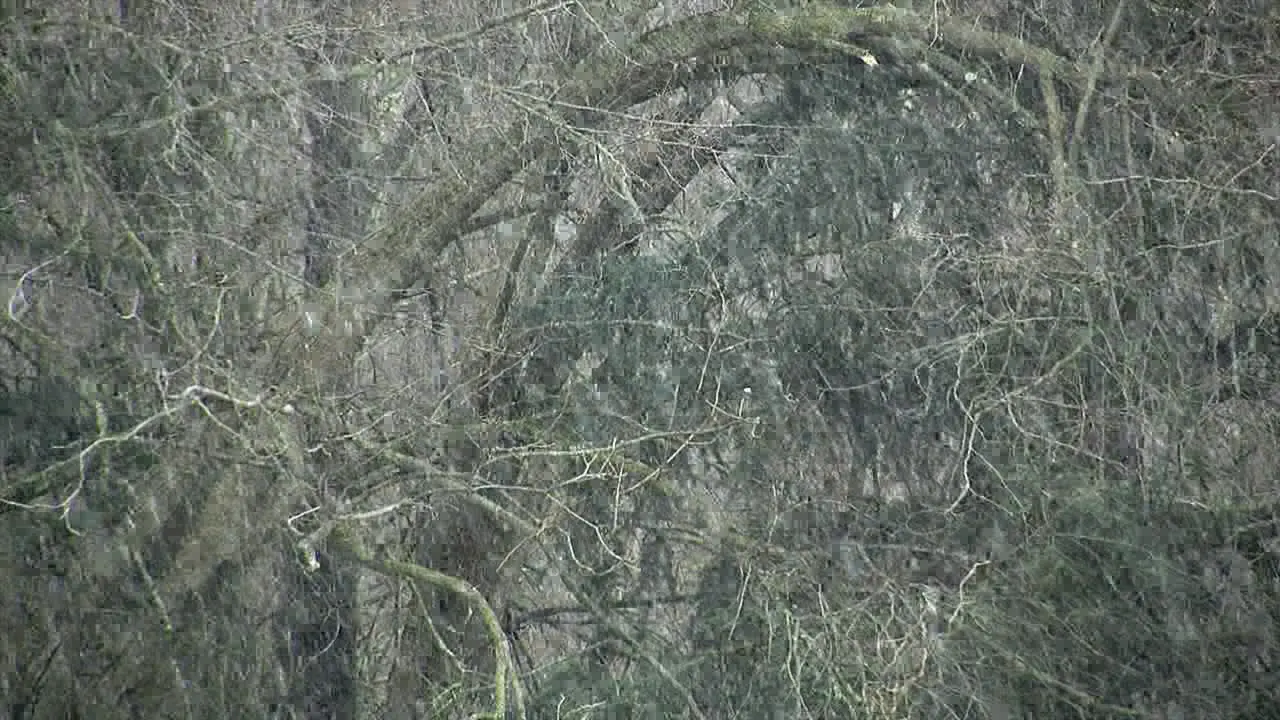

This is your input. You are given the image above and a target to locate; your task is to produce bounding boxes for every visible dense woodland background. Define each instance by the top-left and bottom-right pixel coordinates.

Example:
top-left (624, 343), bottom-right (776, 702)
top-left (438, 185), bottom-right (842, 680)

top-left (2, 0), bottom-right (1279, 718)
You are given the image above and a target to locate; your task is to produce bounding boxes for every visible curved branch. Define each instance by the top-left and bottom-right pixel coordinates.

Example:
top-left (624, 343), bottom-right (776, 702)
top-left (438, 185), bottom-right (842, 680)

top-left (353, 3), bottom-right (1114, 311)
top-left (327, 523), bottom-right (527, 720)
